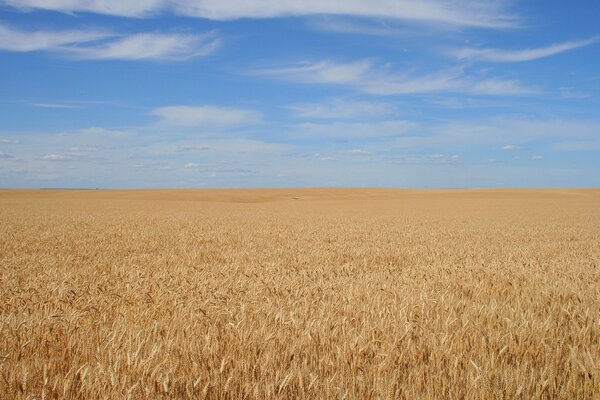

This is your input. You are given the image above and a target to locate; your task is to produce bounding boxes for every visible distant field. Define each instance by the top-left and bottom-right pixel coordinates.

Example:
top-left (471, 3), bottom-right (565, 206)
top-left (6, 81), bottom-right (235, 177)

top-left (1, 189), bottom-right (599, 399)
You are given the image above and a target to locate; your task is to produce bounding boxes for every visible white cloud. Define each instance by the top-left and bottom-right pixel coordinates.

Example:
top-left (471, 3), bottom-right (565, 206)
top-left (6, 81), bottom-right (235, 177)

top-left (0, 23), bottom-right (112, 52)
top-left (429, 154), bottom-right (462, 163)
top-left (295, 120), bottom-right (418, 138)
top-left (3, 0), bottom-right (517, 28)
top-left (453, 36), bottom-right (599, 62)
top-left (37, 173), bottom-right (60, 180)
top-left (285, 98), bottom-right (393, 119)
top-left (0, 150), bottom-right (16, 159)
top-left (387, 118), bottom-right (600, 153)
top-left (31, 103), bottom-right (82, 109)
top-left (254, 60), bottom-right (537, 96)
top-left (79, 127), bottom-right (128, 137)
top-left (42, 153), bottom-right (71, 161)
top-left (550, 140), bottom-right (600, 151)
top-left (38, 140), bottom-right (110, 163)
top-left (338, 149), bottom-right (371, 156)
top-left (0, 23), bottom-right (218, 61)
top-left (176, 145), bottom-right (211, 152)
top-left (64, 32), bottom-right (219, 61)
top-left (151, 105), bottom-right (262, 127)
top-left (41, 146), bottom-right (98, 161)
top-left (0, 138), bottom-right (21, 144)
top-left (314, 153), bottom-right (336, 161)
top-left (185, 162), bottom-right (200, 169)
top-left (309, 18), bottom-right (415, 36)
top-left (531, 155), bottom-right (543, 160)
top-left (1, 0), bottom-right (164, 17)
top-left (559, 87), bottom-right (590, 100)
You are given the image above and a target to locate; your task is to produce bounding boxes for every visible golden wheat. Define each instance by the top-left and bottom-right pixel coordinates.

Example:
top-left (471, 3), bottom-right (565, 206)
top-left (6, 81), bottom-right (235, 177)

top-left (0, 188), bottom-right (599, 399)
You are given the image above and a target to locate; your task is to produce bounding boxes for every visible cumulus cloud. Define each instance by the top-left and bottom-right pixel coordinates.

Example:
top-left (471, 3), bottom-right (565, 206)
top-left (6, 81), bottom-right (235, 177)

top-left (254, 60), bottom-right (537, 96)
top-left (0, 23), bottom-right (219, 61)
top-left (453, 36), bottom-right (600, 62)
top-left (531, 155), bottom-right (543, 160)
top-left (151, 105), bottom-right (262, 127)
top-left (500, 144), bottom-right (520, 151)
top-left (2, 0), bottom-right (517, 28)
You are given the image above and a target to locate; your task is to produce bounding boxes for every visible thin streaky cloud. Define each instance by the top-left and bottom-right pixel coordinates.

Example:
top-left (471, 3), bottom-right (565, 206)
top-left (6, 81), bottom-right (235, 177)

top-left (1, 0), bottom-right (165, 17)
top-left (285, 98), bottom-right (393, 119)
top-left (453, 36), bottom-right (600, 62)
top-left (309, 18), bottom-right (413, 36)
top-left (151, 105), bottom-right (262, 127)
top-left (31, 103), bottom-right (82, 109)
top-left (1, 0), bottom-right (518, 28)
top-left (294, 120), bottom-right (418, 138)
top-left (0, 23), bottom-right (113, 52)
top-left (62, 32), bottom-right (220, 61)
top-left (0, 24), bottom-right (219, 61)
top-left (0, 138), bottom-right (21, 144)
top-left (254, 60), bottom-right (538, 96)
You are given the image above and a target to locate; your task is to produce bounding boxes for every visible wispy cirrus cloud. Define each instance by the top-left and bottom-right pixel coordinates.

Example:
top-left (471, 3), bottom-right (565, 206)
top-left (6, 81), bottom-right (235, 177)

top-left (151, 105), bottom-right (262, 128)
top-left (294, 120), bottom-right (418, 138)
top-left (1, 0), bottom-right (165, 17)
top-left (0, 138), bottom-right (21, 144)
top-left (254, 60), bottom-right (538, 96)
top-left (41, 146), bottom-right (100, 162)
top-left (429, 154), bottom-right (462, 163)
top-left (285, 98), bottom-right (393, 119)
top-left (0, 23), bottom-right (219, 60)
top-left (64, 32), bottom-right (219, 61)
top-left (308, 17), bottom-right (416, 36)
top-left (421, 119), bottom-right (600, 150)
top-left (453, 36), bottom-right (600, 62)
top-left (0, 150), bottom-right (17, 160)
top-left (2, 0), bottom-right (518, 28)
top-left (31, 103), bottom-right (82, 109)
top-left (338, 149), bottom-right (372, 156)
top-left (0, 23), bottom-right (112, 51)
top-left (550, 140), bottom-right (600, 151)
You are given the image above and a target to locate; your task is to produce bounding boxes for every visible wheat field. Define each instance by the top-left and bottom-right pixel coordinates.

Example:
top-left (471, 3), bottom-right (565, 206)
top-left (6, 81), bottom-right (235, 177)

top-left (0, 188), bottom-right (599, 399)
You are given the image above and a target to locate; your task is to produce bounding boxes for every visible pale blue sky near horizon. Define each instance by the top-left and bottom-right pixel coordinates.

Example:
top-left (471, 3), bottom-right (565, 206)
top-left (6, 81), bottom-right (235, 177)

top-left (0, 1), bottom-right (599, 188)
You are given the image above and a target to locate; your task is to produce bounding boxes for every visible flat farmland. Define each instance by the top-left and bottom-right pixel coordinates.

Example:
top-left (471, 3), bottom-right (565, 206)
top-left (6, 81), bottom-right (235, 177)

top-left (0, 188), bottom-right (599, 399)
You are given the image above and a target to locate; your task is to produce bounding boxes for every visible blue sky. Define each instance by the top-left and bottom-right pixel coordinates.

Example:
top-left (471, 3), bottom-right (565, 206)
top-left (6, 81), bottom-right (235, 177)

top-left (0, 1), bottom-right (599, 188)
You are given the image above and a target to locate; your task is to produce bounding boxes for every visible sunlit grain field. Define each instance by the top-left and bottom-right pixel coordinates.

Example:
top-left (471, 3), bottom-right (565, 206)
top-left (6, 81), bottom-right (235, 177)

top-left (1, 188), bottom-right (599, 399)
